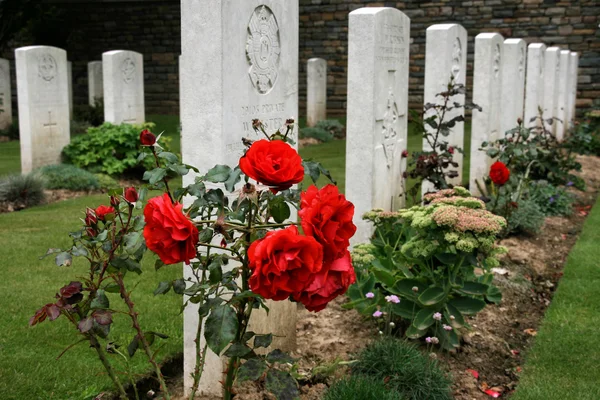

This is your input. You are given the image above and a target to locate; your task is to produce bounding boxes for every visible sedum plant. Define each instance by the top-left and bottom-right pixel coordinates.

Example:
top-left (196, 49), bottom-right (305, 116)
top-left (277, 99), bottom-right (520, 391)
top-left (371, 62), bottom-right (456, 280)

top-left (31, 121), bottom-right (357, 400)
top-left (345, 187), bottom-right (506, 350)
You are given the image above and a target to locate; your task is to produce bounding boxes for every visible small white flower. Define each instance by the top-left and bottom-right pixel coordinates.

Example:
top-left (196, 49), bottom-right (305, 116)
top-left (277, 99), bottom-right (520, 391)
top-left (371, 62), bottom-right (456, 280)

top-left (433, 312), bottom-right (442, 321)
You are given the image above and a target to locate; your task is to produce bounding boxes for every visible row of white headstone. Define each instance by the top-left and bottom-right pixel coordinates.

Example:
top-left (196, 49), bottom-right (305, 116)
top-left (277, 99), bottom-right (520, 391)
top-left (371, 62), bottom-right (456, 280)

top-left (178, 3), bottom-right (582, 397)
top-left (6, 47), bottom-right (146, 173)
top-left (344, 9), bottom-right (580, 244)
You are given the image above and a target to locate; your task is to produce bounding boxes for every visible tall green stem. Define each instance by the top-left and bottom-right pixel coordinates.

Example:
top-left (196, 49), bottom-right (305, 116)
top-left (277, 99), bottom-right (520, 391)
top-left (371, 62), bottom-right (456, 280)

top-left (89, 333), bottom-right (128, 400)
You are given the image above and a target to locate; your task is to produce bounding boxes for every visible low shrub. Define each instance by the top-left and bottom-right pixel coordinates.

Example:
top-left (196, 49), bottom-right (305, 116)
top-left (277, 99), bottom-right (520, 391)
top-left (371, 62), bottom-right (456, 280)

top-left (346, 187), bottom-right (506, 348)
top-left (299, 126), bottom-right (334, 143)
top-left (0, 120), bottom-right (19, 140)
top-left (73, 99), bottom-right (104, 126)
top-left (0, 173), bottom-right (46, 207)
top-left (352, 338), bottom-right (452, 400)
top-left (37, 164), bottom-right (99, 191)
top-left (529, 181), bottom-right (574, 217)
top-left (505, 198), bottom-right (545, 236)
top-left (62, 122), bottom-right (168, 176)
top-left (315, 119), bottom-right (345, 139)
top-left (324, 375), bottom-right (404, 400)
top-left (94, 173), bottom-right (120, 191)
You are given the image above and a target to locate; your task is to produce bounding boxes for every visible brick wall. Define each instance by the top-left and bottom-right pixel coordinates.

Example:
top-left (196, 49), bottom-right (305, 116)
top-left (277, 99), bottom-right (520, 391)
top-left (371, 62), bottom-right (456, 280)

top-left (2, 0), bottom-right (597, 119)
top-left (299, 0), bottom-right (599, 117)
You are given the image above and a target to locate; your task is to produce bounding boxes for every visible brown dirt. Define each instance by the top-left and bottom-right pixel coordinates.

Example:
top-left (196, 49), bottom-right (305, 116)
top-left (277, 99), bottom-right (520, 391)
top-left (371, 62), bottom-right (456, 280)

top-left (156, 155), bottom-right (600, 400)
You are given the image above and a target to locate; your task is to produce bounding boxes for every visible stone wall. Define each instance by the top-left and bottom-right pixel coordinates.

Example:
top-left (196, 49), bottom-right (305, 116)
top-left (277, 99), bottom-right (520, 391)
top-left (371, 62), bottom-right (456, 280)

top-left (299, 0), bottom-right (599, 117)
top-left (2, 0), bottom-right (597, 119)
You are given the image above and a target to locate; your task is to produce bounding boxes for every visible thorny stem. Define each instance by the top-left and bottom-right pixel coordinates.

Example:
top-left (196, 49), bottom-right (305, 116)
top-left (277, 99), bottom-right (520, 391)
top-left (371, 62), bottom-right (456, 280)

top-left (190, 252), bottom-right (210, 399)
top-left (89, 333), bottom-right (128, 400)
top-left (151, 147), bottom-right (175, 204)
top-left (115, 273), bottom-right (171, 400)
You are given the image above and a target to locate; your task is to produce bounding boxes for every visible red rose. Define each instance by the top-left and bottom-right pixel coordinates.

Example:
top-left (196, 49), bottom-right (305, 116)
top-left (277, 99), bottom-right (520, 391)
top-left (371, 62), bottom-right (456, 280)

top-left (489, 161), bottom-right (510, 185)
top-left (140, 129), bottom-right (156, 146)
top-left (85, 207), bottom-right (97, 226)
top-left (95, 205), bottom-right (115, 221)
top-left (124, 187), bottom-right (138, 203)
top-left (294, 251), bottom-right (356, 312)
top-left (143, 193), bottom-right (199, 265)
top-left (448, 146), bottom-right (455, 154)
top-left (299, 184), bottom-right (357, 263)
top-left (401, 149), bottom-right (408, 158)
top-left (248, 226), bottom-right (323, 301)
top-left (239, 139), bottom-right (304, 192)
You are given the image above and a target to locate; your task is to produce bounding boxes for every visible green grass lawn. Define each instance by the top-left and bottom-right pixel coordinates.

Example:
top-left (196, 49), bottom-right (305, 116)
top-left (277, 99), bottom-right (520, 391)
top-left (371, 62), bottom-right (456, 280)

top-left (512, 197), bottom-right (600, 400)
top-left (0, 140), bottom-right (20, 177)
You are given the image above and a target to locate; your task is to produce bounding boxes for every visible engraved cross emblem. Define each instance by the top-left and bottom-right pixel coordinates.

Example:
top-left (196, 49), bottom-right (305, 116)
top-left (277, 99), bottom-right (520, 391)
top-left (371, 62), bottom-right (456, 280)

top-left (124, 104), bottom-right (137, 123)
top-left (376, 71), bottom-right (404, 169)
top-left (43, 111), bottom-right (57, 131)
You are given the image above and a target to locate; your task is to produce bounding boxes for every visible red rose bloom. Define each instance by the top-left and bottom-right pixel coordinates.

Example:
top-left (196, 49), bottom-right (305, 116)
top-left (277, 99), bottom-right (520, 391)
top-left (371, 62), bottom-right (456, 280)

top-left (448, 146), bottom-right (455, 154)
top-left (140, 129), bottom-right (156, 146)
top-left (294, 251), bottom-right (356, 312)
top-left (143, 193), bottom-right (199, 265)
top-left (239, 139), bottom-right (304, 192)
top-left (299, 184), bottom-right (357, 263)
top-left (124, 187), bottom-right (138, 203)
top-left (489, 161), bottom-right (510, 185)
top-left (95, 205), bottom-right (115, 221)
top-left (248, 226), bottom-right (323, 301)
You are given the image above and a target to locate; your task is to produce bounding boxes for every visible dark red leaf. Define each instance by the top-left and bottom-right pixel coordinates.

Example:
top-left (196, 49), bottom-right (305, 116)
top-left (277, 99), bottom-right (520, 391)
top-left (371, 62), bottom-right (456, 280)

top-left (47, 304), bottom-right (61, 321)
top-left (92, 310), bottom-right (113, 326)
top-left (78, 317), bottom-right (94, 333)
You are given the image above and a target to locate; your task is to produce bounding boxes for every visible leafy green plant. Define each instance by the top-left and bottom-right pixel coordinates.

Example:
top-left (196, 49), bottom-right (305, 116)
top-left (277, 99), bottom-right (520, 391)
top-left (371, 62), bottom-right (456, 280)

top-left (37, 164), bottom-right (100, 191)
top-left (300, 126), bottom-right (334, 143)
top-left (0, 120), bottom-right (20, 140)
top-left (351, 338), bottom-right (451, 400)
top-left (0, 173), bottom-right (46, 208)
top-left (62, 122), bottom-right (170, 176)
top-left (481, 115), bottom-right (584, 190)
top-left (315, 119), bottom-right (345, 139)
top-left (563, 110), bottom-right (600, 156)
top-left (346, 187), bottom-right (506, 349)
top-left (529, 181), bottom-right (574, 217)
top-left (324, 375), bottom-right (405, 400)
top-left (504, 198), bottom-right (545, 236)
top-left (94, 173), bottom-right (120, 191)
top-left (73, 98), bottom-right (104, 127)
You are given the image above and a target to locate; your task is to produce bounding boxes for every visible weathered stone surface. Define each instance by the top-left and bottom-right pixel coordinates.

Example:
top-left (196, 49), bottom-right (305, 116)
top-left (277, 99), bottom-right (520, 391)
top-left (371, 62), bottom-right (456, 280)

top-left (543, 47), bottom-right (560, 134)
top-left (470, 33), bottom-right (503, 196)
top-left (15, 46), bottom-right (70, 173)
top-left (87, 61), bottom-right (103, 106)
top-left (0, 58), bottom-right (12, 130)
top-left (103, 50), bottom-right (145, 125)
top-left (500, 38), bottom-right (526, 134)
top-left (524, 43), bottom-right (546, 128)
top-left (67, 61), bottom-right (73, 120)
top-left (180, 1), bottom-right (299, 396)
top-left (307, 57), bottom-right (327, 126)
top-left (566, 52), bottom-right (579, 129)
top-left (556, 49), bottom-right (571, 140)
top-left (346, 7), bottom-right (410, 244)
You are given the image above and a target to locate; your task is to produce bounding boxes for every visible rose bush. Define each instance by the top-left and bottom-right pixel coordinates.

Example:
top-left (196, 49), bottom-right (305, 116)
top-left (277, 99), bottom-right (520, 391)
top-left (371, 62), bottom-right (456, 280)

top-left (31, 120), bottom-right (354, 400)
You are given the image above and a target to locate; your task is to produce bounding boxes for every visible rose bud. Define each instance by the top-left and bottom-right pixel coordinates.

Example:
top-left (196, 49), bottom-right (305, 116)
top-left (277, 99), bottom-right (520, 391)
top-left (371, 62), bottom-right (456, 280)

top-left (110, 195), bottom-right (120, 208)
top-left (517, 117), bottom-right (523, 125)
top-left (401, 149), bottom-right (408, 158)
top-left (140, 129), bottom-right (156, 146)
top-left (86, 227), bottom-right (97, 237)
top-left (448, 146), bottom-right (455, 154)
top-left (85, 207), bottom-right (98, 226)
top-left (220, 238), bottom-right (227, 248)
top-left (124, 187), bottom-right (138, 203)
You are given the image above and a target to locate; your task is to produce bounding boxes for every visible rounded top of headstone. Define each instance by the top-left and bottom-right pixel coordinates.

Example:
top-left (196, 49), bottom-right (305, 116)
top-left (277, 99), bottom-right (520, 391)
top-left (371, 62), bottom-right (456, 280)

top-left (15, 45), bottom-right (66, 57)
top-left (504, 38), bottom-right (525, 45)
top-left (528, 43), bottom-right (546, 50)
top-left (427, 23), bottom-right (462, 31)
top-left (308, 58), bottom-right (326, 64)
top-left (102, 50), bottom-right (143, 58)
top-left (546, 47), bottom-right (561, 52)
top-left (349, 6), bottom-right (409, 20)
top-left (475, 32), bottom-right (504, 41)
top-left (560, 49), bottom-right (571, 55)
top-left (88, 60), bottom-right (102, 66)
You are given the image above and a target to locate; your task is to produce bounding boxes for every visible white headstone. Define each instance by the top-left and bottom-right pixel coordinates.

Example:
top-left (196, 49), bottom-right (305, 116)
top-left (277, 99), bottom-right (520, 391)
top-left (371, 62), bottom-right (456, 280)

top-left (16, 46), bottom-right (70, 173)
top-left (102, 50), bottom-right (144, 124)
top-left (567, 52), bottom-right (579, 125)
top-left (306, 57), bottom-right (327, 127)
top-left (0, 58), bottom-right (13, 130)
top-left (67, 61), bottom-right (73, 120)
top-left (422, 23), bottom-right (467, 192)
top-left (180, 1), bottom-right (299, 396)
top-left (346, 7), bottom-right (410, 245)
top-left (524, 43), bottom-right (546, 129)
top-left (500, 39), bottom-right (526, 134)
top-left (88, 61), bottom-right (103, 106)
top-left (556, 50), bottom-right (571, 141)
top-left (470, 33), bottom-right (503, 196)
top-left (543, 47), bottom-right (560, 134)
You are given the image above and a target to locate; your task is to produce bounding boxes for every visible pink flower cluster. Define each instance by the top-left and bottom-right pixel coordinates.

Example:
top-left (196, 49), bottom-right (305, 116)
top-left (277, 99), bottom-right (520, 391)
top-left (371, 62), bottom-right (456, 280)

top-left (423, 189), bottom-right (457, 202)
top-left (429, 196), bottom-right (486, 209)
top-left (432, 206), bottom-right (505, 234)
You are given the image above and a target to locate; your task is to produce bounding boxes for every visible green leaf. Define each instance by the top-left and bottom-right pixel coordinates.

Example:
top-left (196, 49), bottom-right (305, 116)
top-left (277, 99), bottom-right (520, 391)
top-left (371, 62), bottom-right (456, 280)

top-left (418, 286), bottom-right (447, 306)
top-left (270, 198), bottom-right (291, 223)
top-left (266, 349), bottom-right (295, 364)
top-left (205, 165), bottom-right (232, 183)
top-left (437, 325), bottom-right (460, 350)
top-left (224, 167), bottom-right (242, 192)
top-left (265, 369), bottom-right (300, 400)
top-left (303, 160), bottom-right (320, 183)
top-left (391, 299), bottom-right (420, 319)
top-left (371, 266), bottom-right (396, 288)
top-left (172, 278), bottom-right (186, 295)
top-left (388, 279), bottom-right (427, 298)
top-left (413, 308), bottom-right (436, 330)
top-left (104, 283), bottom-right (120, 293)
top-left (204, 305), bottom-right (238, 355)
top-left (224, 342), bottom-right (252, 357)
top-left (55, 252), bottom-right (72, 267)
top-left (127, 335), bottom-right (139, 357)
top-left (237, 358), bottom-right (267, 382)
top-left (486, 285), bottom-right (502, 304)
top-left (91, 290), bottom-right (109, 309)
top-left (154, 281), bottom-right (171, 296)
top-left (254, 334), bottom-right (273, 349)
top-left (199, 228), bottom-right (213, 243)
top-left (158, 152), bottom-right (179, 163)
top-left (405, 324), bottom-right (427, 339)
top-left (458, 281), bottom-right (489, 295)
top-left (449, 296), bottom-right (486, 315)
top-left (168, 164), bottom-right (190, 176)
top-left (154, 259), bottom-right (165, 271)
top-left (444, 303), bottom-right (465, 328)
top-left (143, 167), bottom-right (167, 185)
